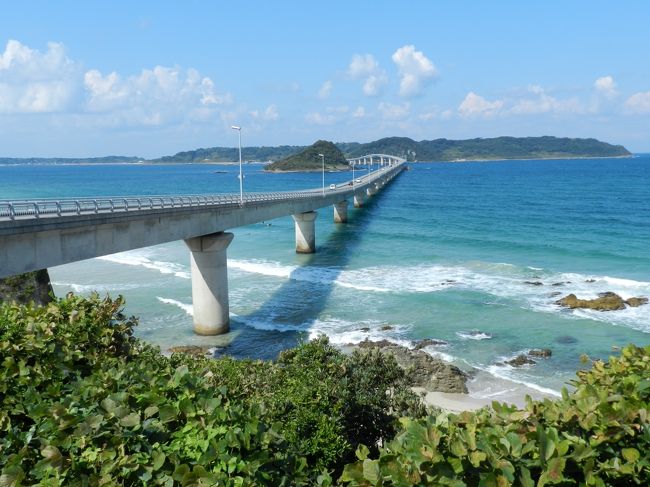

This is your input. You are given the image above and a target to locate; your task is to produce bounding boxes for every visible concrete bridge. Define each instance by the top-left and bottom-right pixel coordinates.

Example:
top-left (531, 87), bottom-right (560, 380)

top-left (0, 161), bottom-right (405, 335)
top-left (347, 153), bottom-right (406, 167)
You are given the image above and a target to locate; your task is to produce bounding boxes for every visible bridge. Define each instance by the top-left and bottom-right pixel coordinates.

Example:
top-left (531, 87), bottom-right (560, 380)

top-left (0, 160), bottom-right (405, 335)
top-left (347, 153), bottom-right (406, 167)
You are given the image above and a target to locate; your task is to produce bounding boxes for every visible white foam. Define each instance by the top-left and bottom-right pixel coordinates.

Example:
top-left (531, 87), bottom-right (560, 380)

top-left (99, 251), bottom-right (190, 279)
top-left (157, 297), bottom-right (194, 316)
top-left (457, 330), bottom-right (493, 340)
top-left (482, 365), bottom-right (562, 397)
top-left (226, 257), bottom-right (650, 333)
top-left (51, 281), bottom-right (143, 293)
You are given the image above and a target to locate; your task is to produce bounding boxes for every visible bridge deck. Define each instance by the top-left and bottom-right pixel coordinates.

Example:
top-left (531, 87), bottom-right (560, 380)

top-left (0, 163), bottom-right (405, 277)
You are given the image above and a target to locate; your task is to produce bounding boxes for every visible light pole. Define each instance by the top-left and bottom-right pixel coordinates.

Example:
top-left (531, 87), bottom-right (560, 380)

top-left (352, 160), bottom-right (355, 186)
top-left (231, 125), bottom-right (243, 204)
top-left (318, 153), bottom-right (325, 196)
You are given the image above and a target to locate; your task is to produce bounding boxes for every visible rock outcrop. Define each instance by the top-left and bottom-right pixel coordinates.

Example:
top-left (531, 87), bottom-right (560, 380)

top-left (0, 269), bottom-right (54, 306)
top-left (355, 339), bottom-right (468, 393)
top-left (529, 348), bottom-right (552, 358)
top-left (168, 345), bottom-right (214, 357)
top-left (555, 292), bottom-right (648, 311)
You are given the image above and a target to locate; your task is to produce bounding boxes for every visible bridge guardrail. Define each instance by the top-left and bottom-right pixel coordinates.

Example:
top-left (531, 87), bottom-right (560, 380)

top-left (0, 163), bottom-right (403, 222)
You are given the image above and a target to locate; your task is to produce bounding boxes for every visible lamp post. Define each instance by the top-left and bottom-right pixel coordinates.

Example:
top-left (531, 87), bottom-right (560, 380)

top-left (352, 160), bottom-right (355, 186)
top-left (318, 153), bottom-right (325, 196)
top-left (231, 125), bottom-right (243, 204)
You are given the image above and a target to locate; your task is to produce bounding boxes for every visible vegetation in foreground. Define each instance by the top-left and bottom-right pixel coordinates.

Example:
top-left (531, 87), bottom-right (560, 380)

top-left (0, 294), bottom-right (422, 485)
top-left (0, 294), bottom-right (647, 485)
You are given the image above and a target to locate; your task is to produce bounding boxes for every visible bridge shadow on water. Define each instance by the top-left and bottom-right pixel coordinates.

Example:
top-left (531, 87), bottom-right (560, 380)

top-left (222, 193), bottom-right (387, 360)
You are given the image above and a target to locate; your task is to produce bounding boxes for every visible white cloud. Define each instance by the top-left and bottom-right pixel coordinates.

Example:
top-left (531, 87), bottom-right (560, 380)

top-left (510, 86), bottom-right (582, 115)
top-left (0, 39), bottom-right (80, 113)
top-left (378, 101), bottom-right (410, 120)
top-left (83, 66), bottom-right (230, 126)
top-left (594, 75), bottom-right (617, 98)
top-left (624, 92), bottom-right (650, 114)
top-left (305, 111), bottom-right (336, 125)
top-left (250, 104), bottom-right (279, 121)
top-left (458, 92), bottom-right (503, 118)
top-left (391, 45), bottom-right (438, 97)
top-left (318, 80), bottom-right (332, 99)
top-left (352, 106), bottom-right (365, 118)
top-left (347, 53), bottom-right (387, 96)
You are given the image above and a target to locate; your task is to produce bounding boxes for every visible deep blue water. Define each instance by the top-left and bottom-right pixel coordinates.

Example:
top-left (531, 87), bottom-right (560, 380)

top-left (2, 156), bottom-right (649, 402)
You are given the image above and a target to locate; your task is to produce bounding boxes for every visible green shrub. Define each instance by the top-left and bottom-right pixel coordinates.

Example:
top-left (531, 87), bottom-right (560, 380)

top-left (0, 294), bottom-right (424, 484)
top-left (174, 336), bottom-right (425, 474)
top-left (340, 345), bottom-right (650, 486)
top-left (0, 295), bottom-right (311, 485)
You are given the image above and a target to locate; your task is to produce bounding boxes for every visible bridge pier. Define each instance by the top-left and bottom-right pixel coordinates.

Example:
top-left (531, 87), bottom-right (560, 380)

top-left (185, 232), bottom-right (234, 335)
top-left (333, 201), bottom-right (348, 223)
top-left (366, 185), bottom-right (377, 197)
top-left (293, 211), bottom-right (317, 253)
top-left (354, 192), bottom-right (365, 208)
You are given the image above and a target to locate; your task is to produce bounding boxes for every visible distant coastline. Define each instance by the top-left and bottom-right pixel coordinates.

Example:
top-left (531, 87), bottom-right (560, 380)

top-left (0, 135), bottom-right (632, 166)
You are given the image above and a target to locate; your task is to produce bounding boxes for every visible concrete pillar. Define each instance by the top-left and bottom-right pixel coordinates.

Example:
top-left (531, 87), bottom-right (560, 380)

top-left (293, 211), bottom-right (317, 253)
top-left (366, 185), bottom-right (376, 197)
top-left (354, 192), bottom-right (364, 208)
top-left (333, 200), bottom-right (348, 223)
top-left (185, 232), bottom-right (234, 336)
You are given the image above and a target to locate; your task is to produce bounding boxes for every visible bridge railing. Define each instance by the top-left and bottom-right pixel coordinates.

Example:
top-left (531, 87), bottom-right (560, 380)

top-left (0, 162), bottom-right (403, 221)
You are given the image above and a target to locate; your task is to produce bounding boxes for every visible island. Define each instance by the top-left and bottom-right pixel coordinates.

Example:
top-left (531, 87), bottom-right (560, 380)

top-left (264, 140), bottom-right (350, 172)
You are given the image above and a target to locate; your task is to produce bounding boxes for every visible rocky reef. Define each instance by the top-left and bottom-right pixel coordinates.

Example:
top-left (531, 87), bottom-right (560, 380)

top-left (356, 339), bottom-right (468, 393)
top-left (556, 292), bottom-right (648, 311)
top-left (0, 269), bottom-right (54, 306)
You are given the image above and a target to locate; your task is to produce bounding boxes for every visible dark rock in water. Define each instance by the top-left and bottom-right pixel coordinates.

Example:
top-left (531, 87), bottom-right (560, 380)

top-left (355, 340), bottom-right (468, 393)
top-left (380, 325), bottom-right (394, 331)
top-left (555, 335), bottom-right (578, 344)
top-left (503, 354), bottom-right (536, 367)
top-left (359, 327), bottom-right (370, 332)
top-left (357, 339), bottom-right (394, 349)
top-left (626, 297), bottom-right (649, 307)
top-left (548, 291), bottom-right (562, 298)
top-left (555, 292), bottom-right (626, 311)
top-left (524, 281), bottom-right (544, 286)
top-left (168, 345), bottom-right (214, 357)
top-left (413, 338), bottom-right (448, 350)
top-left (0, 269), bottom-right (54, 306)
top-left (551, 281), bottom-right (570, 286)
top-left (442, 279), bottom-right (457, 285)
top-left (585, 279), bottom-right (596, 283)
top-left (529, 348), bottom-right (552, 358)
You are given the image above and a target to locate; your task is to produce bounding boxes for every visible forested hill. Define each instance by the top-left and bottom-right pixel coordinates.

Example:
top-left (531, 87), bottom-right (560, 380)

top-left (152, 136), bottom-right (631, 163)
top-left (340, 136), bottom-right (631, 161)
top-left (0, 136), bottom-right (630, 165)
top-left (0, 156), bottom-right (141, 165)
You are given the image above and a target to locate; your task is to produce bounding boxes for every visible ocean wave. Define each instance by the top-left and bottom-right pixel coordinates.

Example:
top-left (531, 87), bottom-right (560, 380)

top-left (481, 364), bottom-right (562, 397)
top-left (457, 330), bottom-right (493, 340)
top-left (99, 251), bottom-right (190, 279)
top-left (51, 281), bottom-right (143, 293)
top-left (157, 297), bottom-right (194, 316)
top-left (227, 258), bottom-right (650, 332)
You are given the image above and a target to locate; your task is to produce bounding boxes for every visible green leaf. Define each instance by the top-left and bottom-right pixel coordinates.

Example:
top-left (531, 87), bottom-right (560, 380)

top-left (119, 412), bottom-right (140, 428)
top-left (362, 459), bottom-right (381, 484)
top-left (621, 448), bottom-right (639, 463)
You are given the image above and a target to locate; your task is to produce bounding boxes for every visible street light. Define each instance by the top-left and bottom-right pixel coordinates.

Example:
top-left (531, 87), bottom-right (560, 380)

top-left (231, 125), bottom-right (243, 204)
top-left (352, 160), bottom-right (355, 186)
top-left (318, 153), bottom-right (325, 196)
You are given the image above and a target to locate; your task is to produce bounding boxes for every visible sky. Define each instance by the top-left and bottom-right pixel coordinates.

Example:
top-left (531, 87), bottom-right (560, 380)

top-left (1, 0), bottom-right (650, 158)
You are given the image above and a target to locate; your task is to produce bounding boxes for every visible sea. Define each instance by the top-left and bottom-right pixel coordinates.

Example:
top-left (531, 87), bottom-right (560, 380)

top-left (2, 156), bottom-right (649, 404)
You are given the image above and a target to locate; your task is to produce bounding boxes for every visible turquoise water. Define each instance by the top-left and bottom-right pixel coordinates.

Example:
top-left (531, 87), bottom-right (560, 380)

top-left (2, 157), bottom-right (649, 402)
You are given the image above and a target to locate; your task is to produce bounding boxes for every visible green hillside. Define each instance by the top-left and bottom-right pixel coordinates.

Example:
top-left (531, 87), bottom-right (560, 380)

top-left (265, 140), bottom-right (350, 172)
top-left (344, 136), bottom-right (631, 161)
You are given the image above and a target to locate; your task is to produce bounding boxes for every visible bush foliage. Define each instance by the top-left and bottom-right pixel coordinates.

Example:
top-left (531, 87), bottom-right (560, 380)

top-left (340, 345), bottom-right (649, 486)
top-left (0, 294), bottom-right (421, 485)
